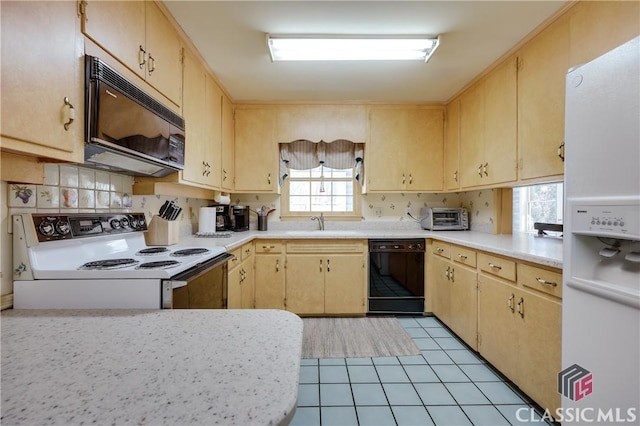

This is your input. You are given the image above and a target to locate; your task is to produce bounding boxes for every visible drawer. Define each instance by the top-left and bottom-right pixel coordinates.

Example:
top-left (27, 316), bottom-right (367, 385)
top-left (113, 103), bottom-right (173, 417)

top-left (478, 252), bottom-right (516, 282)
top-left (241, 242), bottom-right (254, 260)
top-left (228, 247), bottom-right (242, 269)
top-left (255, 241), bottom-right (284, 253)
top-left (518, 263), bottom-right (563, 299)
top-left (432, 241), bottom-right (451, 259)
top-left (451, 245), bottom-right (476, 268)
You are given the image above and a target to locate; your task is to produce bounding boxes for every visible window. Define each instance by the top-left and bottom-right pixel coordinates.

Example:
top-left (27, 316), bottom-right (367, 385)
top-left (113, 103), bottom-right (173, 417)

top-left (513, 182), bottom-right (564, 235)
top-left (282, 165), bottom-right (361, 217)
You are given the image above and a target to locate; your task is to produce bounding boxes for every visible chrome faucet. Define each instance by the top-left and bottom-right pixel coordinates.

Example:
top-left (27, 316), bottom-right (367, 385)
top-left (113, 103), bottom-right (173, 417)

top-left (311, 212), bottom-right (325, 230)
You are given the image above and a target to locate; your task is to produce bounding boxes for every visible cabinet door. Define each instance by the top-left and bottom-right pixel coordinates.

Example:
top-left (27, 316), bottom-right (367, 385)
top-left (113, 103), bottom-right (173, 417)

top-left (144, 2), bottom-right (182, 106)
top-left (518, 16), bottom-right (569, 181)
top-left (429, 255), bottom-right (452, 323)
top-left (285, 255), bottom-right (325, 314)
top-left (406, 108), bottom-right (444, 191)
top-left (483, 57), bottom-right (517, 186)
top-left (1, 1), bottom-right (83, 162)
top-left (459, 84), bottom-right (484, 188)
top-left (205, 75), bottom-right (223, 188)
top-left (477, 275), bottom-right (519, 382)
top-left (181, 50), bottom-right (208, 185)
top-left (81, 1), bottom-right (145, 79)
top-left (448, 265), bottom-right (478, 350)
top-left (444, 100), bottom-right (461, 191)
top-left (241, 258), bottom-right (254, 309)
top-left (227, 266), bottom-right (243, 309)
top-left (367, 108), bottom-right (408, 191)
top-left (324, 255), bottom-right (365, 314)
top-left (234, 108), bottom-right (278, 192)
top-left (254, 254), bottom-right (286, 309)
top-left (516, 289), bottom-right (562, 414)
top-left (221, 94), bottom-right (235, 192)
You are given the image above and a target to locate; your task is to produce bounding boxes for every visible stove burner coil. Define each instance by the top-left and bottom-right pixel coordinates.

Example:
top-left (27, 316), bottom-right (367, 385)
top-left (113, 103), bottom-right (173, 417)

top-left (171, 248), bottom-right (210, 257)
top-left (136, 260), bottom-right (181, 270)
top-left (136, 247), bottom-right (170, 256)
top-left (78, 258), bottom-right (140, 270)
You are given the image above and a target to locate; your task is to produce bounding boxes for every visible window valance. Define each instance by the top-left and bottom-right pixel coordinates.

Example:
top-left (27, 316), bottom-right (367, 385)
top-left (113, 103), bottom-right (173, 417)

top-left (279, 140), bottom-right (364, 185)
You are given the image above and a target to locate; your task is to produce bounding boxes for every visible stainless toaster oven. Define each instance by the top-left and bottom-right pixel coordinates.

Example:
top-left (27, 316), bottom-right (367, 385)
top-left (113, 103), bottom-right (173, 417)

top-left (421, 207), bottom-right (469, 231)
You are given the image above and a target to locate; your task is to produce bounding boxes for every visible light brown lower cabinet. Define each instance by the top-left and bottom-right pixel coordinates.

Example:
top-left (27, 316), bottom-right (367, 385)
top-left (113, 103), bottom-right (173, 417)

top-left (227, 243), bottom-right (254, 309)
top-left (285, 240), bottom-right (367, 315)
top-left (429, 239), bottom-right (562, 417)
top-left (478, 264), bottom-right (562, 416)
top-left (254, 242), bottom-right (286, 310)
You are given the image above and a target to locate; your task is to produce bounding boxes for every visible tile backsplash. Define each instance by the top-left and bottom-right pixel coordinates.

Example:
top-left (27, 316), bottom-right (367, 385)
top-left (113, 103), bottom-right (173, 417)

top-left (7, 164), bottom-right (134, 212)
top-left (6, 164), bottom-right (210, 236)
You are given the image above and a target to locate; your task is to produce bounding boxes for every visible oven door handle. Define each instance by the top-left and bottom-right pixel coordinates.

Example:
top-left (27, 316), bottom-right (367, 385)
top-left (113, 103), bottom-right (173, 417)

top-left (169, 253), bottom-right (234, 282)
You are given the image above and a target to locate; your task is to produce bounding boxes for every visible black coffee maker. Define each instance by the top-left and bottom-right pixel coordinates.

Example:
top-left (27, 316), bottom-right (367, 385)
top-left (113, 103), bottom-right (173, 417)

top-left (214, 205), bottom-right (232, 231)
top-left (231, 205), bottom-right (250, 231)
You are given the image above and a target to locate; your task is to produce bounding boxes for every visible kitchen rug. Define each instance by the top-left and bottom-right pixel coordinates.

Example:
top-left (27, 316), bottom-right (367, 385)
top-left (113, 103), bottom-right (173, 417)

top-left (301, 317), bottom-right (420, 359)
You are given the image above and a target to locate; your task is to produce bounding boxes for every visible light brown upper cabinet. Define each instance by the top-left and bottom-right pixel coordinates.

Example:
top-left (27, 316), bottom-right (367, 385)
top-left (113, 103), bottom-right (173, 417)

top-left (569, 1), bottom-right (640, 67)
top-left (80, 1), bottom-right (182, 106)
top-left (234, 107), bottom-right (279, 192)
top-left (517, 15), bottom-right (569, 182)
top-left (276, 105), bottom-right (367, 143)
top-left (367, 106), bottom-right (444, 192)
top-left (1, 1), bottom-right (83, 163)
top-left (444, 100), bottom-right (461, 191)
top-left (460, 57), bottom-right (517, 189)
top-left (221, 94), bottom-right (235, 192)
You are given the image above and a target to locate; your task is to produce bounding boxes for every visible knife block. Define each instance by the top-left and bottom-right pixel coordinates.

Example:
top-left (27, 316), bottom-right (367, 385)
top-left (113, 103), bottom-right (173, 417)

top-left (145, 215), bottom-right (179, 246)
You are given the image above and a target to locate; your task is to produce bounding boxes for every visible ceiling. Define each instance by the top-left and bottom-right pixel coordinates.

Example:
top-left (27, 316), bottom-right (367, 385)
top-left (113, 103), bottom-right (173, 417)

top-left (163, 1), bottom-right (568, 104)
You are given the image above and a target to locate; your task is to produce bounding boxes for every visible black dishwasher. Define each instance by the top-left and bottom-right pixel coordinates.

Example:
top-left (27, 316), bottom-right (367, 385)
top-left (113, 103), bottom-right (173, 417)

top-left (368, 239), bottom-right (425, 314)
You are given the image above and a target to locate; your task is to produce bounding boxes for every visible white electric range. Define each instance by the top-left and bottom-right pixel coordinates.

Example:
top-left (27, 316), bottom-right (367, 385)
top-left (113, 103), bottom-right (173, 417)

top-left (12, 213), bottom-right (230, 309)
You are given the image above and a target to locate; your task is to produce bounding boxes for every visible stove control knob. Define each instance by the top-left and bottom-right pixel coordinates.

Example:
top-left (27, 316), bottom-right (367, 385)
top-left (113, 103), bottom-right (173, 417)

top-left (120, 217), bottom-right (130, 229)
top-left (55, 220), bottom-right (71, 236)
top-left (38, 221), bottom-right (55, 237)
top-left (129, 216), bottom-right (139, 229)
top-left (110, 219), bottom-right (121, 230)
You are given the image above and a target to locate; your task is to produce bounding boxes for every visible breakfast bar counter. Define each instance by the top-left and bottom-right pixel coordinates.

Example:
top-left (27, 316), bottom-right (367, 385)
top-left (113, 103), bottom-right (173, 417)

top-left (1, 309), bottom-right (303, 426)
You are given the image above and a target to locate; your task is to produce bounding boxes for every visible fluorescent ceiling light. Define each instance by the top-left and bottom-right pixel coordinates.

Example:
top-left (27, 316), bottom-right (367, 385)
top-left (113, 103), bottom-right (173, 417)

top-left (267, 35), bottom-right (440, 62)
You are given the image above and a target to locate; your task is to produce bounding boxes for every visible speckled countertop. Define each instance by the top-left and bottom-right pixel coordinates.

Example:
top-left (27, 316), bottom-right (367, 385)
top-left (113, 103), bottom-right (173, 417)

top-left (180, 228), bottom-right (563, 269)
top-left (1, 309), bottom-right (303, 426)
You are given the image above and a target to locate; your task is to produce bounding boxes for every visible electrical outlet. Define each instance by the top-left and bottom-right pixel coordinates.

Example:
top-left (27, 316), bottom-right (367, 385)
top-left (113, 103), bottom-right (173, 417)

top-left (375, 207), bottom-right (383, 217)
top-left (405, 207), bottom-right (411, 215)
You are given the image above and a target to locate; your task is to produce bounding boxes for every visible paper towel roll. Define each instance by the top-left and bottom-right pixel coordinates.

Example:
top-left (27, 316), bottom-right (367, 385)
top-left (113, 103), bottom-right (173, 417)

top-left (198, 207), bottom-right (217, 234)
top-left (214, 192), bottom-right (231, 205)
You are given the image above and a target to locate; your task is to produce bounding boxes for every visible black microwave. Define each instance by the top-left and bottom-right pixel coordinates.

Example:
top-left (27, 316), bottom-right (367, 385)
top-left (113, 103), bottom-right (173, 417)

top-left (84, 55), bottom-right (185, 177)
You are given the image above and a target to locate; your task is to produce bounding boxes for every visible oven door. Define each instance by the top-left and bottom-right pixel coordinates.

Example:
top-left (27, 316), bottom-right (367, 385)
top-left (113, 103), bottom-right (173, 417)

top-left (164, 253), bottom-right (233, 309)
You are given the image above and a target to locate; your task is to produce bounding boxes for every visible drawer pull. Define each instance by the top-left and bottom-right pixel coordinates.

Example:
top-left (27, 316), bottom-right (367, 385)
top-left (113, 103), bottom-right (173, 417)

top-left (457, 254), bottom-right (467, 260)
top-left (507, 294), bottom-right (515, 312)
top-left (327, 259), bottom-right (331, 272)
top-left (444, 266), bottom-right (451, 280)
top-left (262, 245), bottom-right (275, 249)
top-left (436, 247), bottom-right (444, 253)
top-left (276, 259), bottom-right (279, 272)
top-left (536, 277), bottom-right (558, 287)
top-left (488, 262), bottom-right (502, 270)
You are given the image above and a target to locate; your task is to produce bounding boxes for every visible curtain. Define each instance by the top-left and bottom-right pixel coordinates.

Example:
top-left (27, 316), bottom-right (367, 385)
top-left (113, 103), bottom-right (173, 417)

top-left (279, 139), bottom-right (364, 185)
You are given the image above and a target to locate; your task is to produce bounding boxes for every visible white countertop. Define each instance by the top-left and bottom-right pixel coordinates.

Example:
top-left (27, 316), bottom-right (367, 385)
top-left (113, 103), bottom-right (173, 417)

top-left (179, 228), bottom-right (563, 269)
top-left (1, 309), bottom-right (303, 426)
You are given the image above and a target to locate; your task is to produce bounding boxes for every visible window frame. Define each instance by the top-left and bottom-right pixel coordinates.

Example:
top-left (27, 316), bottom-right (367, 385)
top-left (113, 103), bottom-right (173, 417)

top-left (280, 165), bottom-right (362, 220)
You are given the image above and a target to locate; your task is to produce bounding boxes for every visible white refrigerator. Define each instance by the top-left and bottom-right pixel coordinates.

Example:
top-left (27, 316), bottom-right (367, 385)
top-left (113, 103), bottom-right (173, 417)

top-left (563, 36), bottom-right (639, 423)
